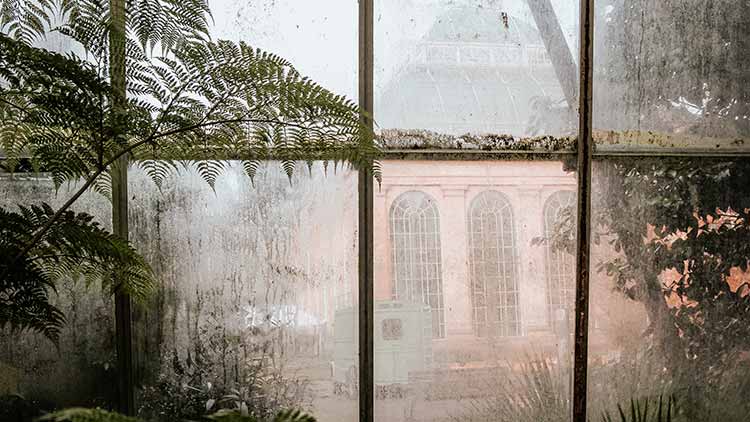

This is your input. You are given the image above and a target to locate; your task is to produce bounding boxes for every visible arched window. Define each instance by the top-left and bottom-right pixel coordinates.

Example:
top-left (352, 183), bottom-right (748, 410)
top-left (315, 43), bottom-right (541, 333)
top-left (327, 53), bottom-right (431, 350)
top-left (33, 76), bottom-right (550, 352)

top-left (389, 191), bottom-right (445, 338)
top-left (467, 191), bottom-right (520, 337)
top-left (544, 191), bottom-right (576, 323)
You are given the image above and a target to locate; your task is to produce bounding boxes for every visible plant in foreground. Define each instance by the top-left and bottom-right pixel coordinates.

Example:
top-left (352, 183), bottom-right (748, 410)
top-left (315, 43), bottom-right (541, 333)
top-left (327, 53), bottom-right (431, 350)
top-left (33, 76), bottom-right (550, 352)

top-left (600, 395), bottom-right (677, 422)
top-left (37, 407), bottom-right (315, 422)
top-left (0, 0), bottom-right (377, 344)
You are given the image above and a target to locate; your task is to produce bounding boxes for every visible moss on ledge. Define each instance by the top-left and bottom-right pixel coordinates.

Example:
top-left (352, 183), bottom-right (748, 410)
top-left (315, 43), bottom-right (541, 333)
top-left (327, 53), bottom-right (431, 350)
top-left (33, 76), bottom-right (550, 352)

top-left (377, 128), bottom-right (750, 154)
top-left (377, 129), bottom-right (577, 152)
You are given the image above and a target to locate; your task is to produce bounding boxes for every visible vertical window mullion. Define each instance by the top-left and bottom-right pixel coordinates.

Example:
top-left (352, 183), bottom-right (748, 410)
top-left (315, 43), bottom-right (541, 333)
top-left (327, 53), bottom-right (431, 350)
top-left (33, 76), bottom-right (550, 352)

top-left (573, 0), bottom-right (595, 420)
top-left (357, 0), bottom-right (374, 420)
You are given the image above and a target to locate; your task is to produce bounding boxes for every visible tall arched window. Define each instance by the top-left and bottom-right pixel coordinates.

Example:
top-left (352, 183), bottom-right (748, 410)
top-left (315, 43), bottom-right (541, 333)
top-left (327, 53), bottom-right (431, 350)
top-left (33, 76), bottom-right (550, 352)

top-left (467, 191), bottom-right (520, 337)
top-left (389, 191), bottom-right (445, 338)
top-left (544, 191), bottom-right (576, 323)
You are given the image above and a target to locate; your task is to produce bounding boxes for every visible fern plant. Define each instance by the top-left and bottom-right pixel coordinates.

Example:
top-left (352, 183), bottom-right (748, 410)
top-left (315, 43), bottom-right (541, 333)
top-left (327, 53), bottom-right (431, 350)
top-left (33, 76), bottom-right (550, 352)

top-left (207, 409), bottom-right (316, 422)
top-left (37, 407), bottom-right (316, 422)
top-left (0, 0), bottom-right (377, 342)
top-left (0, 203), bottom-right (154, 342)
top-left (38, 408), bottom-right (141, 422)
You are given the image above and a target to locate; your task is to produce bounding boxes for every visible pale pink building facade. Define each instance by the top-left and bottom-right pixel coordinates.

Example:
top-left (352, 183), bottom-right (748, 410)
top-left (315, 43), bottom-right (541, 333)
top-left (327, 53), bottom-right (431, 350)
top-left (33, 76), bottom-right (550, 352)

top-left (367, 159), bottom-right (650, 365)
top-left (373, 160), bottom-right (578, 360)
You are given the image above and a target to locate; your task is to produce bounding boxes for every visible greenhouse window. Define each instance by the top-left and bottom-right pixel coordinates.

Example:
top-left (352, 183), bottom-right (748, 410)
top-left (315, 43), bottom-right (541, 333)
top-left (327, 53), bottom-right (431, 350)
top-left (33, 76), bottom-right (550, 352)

top-left (1, 0), bottom-right (749, 422)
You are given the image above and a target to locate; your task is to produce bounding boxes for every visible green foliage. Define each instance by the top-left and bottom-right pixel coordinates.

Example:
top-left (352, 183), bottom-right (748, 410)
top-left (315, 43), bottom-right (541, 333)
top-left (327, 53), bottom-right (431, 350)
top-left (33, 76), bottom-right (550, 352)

top-left (546, 156), bottom-right (750, 364)
top-left (600, 395), bottom-right (677, 422)
top-left (592, 158), bottom-right (750, 360)
top-left (587, 1), bottom-right (750, 388)
top-left (454, 356), bottom-right (569, 422)
top-left (137, 308), bottom-right (310, 422)
top-left (38, 407), bottom-right (140, 422)
top-left (0, 0), bottom-right (211, 52)
top-left (0, 32), bottom-right (377, 190)
top-left (37, 407), bottom-right (315, 422)
top-left (0, 394), bottom-right (45, 422)
top-left (543, 157), bottom-right (750, 418)
top-left (0, 0), bottom-right (377, 343)
top-left (0, 203), bottom-right (155, 343)
top-left (0, 33), bottom-right (121, 184)
top-left (206, 409), bottom-right (315, 422)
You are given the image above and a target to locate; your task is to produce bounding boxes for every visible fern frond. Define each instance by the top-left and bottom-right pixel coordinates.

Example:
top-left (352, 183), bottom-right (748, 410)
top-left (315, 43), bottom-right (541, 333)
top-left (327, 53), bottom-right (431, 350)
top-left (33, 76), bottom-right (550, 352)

top-left (241, 159), bottom-right (262, 187)
top-left (1, 0), bottom-right (378, 349)
top-left (204, 411), bottom-right (255, 422)
top-left (0, 0), bottom-right (55, 44)
top-left (137, 159), bottom-right (177, 189)
top-left (38, 407), bottom-right (140, 422)
top-left (204, 408), bottom-right (316, 422)
top-left (273, 409), bottom-right (316, 422)
top-left (194, 158), bottom-right (226, 191)
top-left (135, 37), bottom-right (378, 181)
top-left (0, 203), bottom-right (156, 343)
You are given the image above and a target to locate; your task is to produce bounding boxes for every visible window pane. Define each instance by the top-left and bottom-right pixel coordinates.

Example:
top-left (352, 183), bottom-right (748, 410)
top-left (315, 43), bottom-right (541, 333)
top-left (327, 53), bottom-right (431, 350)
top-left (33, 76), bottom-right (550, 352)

top-left (129, 163), bottom-right (358, 421)
top-left (210, 0), bottom-right (357, 100)
top-left (374, 159), bottom-right (576, 421)
top-left (389, 191), bottom-right (445, 339)
top-left (544, 191), bottom-right (577, 318)
top-left (588, 157), bottom-right (750, 420)
top-left (0, 175), bottom-right (116, 415)
top-left (376, 0), bottom-right (580, 137)
top-left (593, 0), bottom-right (750, 147)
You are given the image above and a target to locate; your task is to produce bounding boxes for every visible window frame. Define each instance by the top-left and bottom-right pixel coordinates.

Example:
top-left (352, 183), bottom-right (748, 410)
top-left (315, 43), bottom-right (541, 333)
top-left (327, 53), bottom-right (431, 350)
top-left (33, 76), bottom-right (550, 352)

top-left (3, 0), bottom-right (746, 420)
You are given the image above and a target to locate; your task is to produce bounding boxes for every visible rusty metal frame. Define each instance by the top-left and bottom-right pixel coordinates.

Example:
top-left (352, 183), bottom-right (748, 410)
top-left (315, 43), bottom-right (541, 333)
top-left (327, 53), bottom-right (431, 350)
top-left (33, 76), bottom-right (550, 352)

top-left (112, 157), bottom-right (135, 415)
top-left (358, 0), bottom-right (374, 422)
top-left (6, 0), bottom-right (747, 419)
top-left (573, 0), bottom-right (594, 420)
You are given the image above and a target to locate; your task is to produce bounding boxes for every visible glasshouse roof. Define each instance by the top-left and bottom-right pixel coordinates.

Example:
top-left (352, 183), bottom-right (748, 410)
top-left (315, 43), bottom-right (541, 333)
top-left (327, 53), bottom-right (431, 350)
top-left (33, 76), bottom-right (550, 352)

top-left (424, 6), bottom-right (544, 45)
top-left (378, 6), bottom-right (566, 137)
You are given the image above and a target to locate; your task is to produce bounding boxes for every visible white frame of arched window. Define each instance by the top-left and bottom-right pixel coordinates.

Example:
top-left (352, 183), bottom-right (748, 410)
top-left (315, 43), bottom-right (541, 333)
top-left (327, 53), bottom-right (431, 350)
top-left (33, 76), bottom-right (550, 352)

top-left (389, 191), bottom-right (445, 338)
top-left (467, 190), bottom-right (520, 337)
top-left (543, 190), bottom-right (577, 324)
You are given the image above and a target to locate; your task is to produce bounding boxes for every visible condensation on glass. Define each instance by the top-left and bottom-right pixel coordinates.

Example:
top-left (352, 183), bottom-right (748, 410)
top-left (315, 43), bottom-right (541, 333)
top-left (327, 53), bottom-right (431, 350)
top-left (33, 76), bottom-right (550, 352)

top-left (0, 175), bottom-right (116, 411)
top-left (210, 0), bottom-right (358, 101)
top-left (593, 0), bottom-right (750, 141)
top-left (129, 163), bottom-right (359, 421)
top-left (375, 0), bottom-right (579, 137)
top-left (543, 190), bottom-right (576, 320)
top-left (373, 160), bottom-right (576, 422)
top-left (587, 156), bottom-right (750, 420)
top-left (586, 1), bottom-right (750, 418)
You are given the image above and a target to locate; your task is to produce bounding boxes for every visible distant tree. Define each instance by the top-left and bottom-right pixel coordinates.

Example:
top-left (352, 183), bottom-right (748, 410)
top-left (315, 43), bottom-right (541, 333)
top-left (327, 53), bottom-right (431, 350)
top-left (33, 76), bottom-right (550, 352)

top-left (591, 157), bottom-right (750, 363)
top-left (591, 0), bottom-right (750, 363)
top-left (546, 0), bottom-right (750, 381)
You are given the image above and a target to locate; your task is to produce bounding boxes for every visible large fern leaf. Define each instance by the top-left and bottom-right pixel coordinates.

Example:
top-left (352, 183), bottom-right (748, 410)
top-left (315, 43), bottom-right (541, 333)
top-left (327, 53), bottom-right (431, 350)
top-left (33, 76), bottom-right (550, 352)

top-left (1, 1), bottom-right (378, 343)
top-left (38, 407), bottom-right (141, 422)
top-left (205, 408), bottom-right (317, 422)
top-left (0, 203), bottom-right (156, 343)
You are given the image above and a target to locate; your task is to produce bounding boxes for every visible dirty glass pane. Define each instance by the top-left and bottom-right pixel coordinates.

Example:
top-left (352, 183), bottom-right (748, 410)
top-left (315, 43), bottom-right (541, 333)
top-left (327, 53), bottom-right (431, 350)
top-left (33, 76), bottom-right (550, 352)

top-left (374, 160), bottom-right (576, 422)
top-left (593, 0), bottom-right (750, 148)
top-left (210, 0), bottom-right (358, 100)
top-left (588, 157), bottom-right (750, 420)
top-left (0, 173), bottom-right (116, 418)
top-left (129, 162), bottom-right (358, 421)
top-left (375, 0), bottom-right (580, 137)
